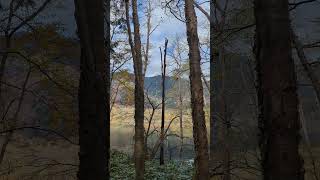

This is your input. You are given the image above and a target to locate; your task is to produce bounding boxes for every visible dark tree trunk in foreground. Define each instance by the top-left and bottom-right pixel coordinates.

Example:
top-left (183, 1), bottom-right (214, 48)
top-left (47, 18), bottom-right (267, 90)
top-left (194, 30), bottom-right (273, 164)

top-left (209, 0), bottom-right (216, 163)
top-left (209, 1), bottom-right (231, 178)
top-left (184, 0), bottom-right (209, 179)
top-left (254, 0), bottom-right (304, 179)
top-left (74, 0), bottom-right (110, 179)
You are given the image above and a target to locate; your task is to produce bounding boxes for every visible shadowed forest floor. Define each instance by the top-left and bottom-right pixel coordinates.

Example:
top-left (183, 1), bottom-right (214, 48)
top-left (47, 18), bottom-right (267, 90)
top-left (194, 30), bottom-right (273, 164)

top-left (0, 107), bottom-right (318, 179)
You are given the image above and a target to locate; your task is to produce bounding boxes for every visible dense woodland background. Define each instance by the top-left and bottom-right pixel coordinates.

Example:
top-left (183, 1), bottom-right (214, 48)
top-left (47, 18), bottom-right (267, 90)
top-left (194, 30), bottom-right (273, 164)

top-left (0, 0), bottom-right (320, 179)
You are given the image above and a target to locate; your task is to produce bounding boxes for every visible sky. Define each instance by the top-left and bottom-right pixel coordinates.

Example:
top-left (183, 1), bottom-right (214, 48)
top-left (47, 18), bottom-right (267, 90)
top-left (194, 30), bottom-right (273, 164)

top-left (115, 0), bottom-right (210, 77)
top-left (1, 0), bottom-right (319, 76)
top-left (49, 0), bottom-right (319, 77)
top-left (41, 0), bottom-right (210, 77)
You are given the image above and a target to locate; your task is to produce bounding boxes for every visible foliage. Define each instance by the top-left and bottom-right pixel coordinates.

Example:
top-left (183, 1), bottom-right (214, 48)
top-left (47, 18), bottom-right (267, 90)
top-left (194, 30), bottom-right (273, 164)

top-left (110, 150), bottom-right (194, 180)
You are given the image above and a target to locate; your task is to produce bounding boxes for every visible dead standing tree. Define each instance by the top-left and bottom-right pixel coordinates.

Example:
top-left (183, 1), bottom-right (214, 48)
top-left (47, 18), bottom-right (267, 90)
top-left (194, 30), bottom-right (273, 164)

top-left (160, 38), bottom-right (168, 165)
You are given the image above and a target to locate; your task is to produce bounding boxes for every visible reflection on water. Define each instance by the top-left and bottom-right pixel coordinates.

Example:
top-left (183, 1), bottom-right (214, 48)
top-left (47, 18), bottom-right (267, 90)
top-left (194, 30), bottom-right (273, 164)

top-left (111, 125), bottom-right (195, 160)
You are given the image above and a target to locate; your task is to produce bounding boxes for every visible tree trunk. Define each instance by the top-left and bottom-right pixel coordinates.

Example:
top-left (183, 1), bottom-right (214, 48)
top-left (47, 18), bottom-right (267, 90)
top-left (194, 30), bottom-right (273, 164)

top-left (160, 39), bottom-right (168, 165)
top-left (219, 48), bottom-right (231, 180)
top-left (74, 0), bottom-right (109, 179)
top-left (184, 0), bottom-right (209, 179)
top-left (131, 0), bottom-right (145, 179)
top-left (209, 2), bottom-right (230, 172)
top-left (179, 75), bottom-right (184, 160)
top-left (143, 0), bottom-right (152, 77)
top-left (209, 0), bottom-right (217, 161)
top-left (254, 0), bottom-right (304, 179)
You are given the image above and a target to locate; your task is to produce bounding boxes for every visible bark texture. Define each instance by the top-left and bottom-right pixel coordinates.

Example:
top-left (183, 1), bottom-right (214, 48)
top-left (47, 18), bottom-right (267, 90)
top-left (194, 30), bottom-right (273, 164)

top-left (131, 0), bottom-right (145, 178)
top-left (184, 0), bottom-right (209, 179)
top-left (74, 0), bottom-right (109, 179)
top-left (254, 0), bottom-right (304, 179)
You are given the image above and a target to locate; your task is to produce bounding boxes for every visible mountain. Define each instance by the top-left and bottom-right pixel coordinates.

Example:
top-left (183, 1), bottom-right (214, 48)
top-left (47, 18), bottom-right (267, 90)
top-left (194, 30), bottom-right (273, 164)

top-left (144, 75), bottom-right (177, 97)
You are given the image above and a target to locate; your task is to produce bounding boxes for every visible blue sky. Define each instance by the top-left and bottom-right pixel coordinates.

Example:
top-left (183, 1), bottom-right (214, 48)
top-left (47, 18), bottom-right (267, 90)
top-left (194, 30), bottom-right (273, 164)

top-left (35, 0), bottom-right (209, 77)
top-left (119, 0), bottom-right (210, 77)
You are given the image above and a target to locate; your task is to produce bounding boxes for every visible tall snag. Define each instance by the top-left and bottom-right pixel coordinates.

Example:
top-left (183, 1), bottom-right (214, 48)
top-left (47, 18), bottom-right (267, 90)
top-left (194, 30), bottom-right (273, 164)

top-left (74, 0), bottom-right (110, 179)
top-left (254, 0), bottom-right (304, 179)
top-left (160, 39), bottom-right (168, 165)
top-left (184, 0), bottom-right (210, 179)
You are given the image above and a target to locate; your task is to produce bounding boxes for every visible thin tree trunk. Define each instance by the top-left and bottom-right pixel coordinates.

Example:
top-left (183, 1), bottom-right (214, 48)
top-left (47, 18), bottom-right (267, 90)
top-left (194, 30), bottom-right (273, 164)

top-left (74, 0), bottom-right (109, 179)
top-left (160, 39), bottom-right (168, 165)
top-left (179, 75), bottom-right (184, 160)
top-left (149, 116), bottom-right (179, 159)
top-left (143, 0), bottom-right (152, 77)
top-left (254, 0), bottom-right (304, 179)
top-left (184, 0), bottom-right (209, 179)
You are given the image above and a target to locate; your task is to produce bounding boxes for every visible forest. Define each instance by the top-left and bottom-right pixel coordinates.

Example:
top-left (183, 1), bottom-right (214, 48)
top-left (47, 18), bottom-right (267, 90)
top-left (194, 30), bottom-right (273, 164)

top-left (0, 0), bottom-right (320, 179)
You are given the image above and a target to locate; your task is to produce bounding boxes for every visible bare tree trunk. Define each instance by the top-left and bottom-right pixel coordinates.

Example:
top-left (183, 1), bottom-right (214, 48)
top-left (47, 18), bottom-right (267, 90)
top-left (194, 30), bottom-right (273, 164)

top-left (143, 0), bottom-right (152, 77)
top-left (129, 0), bottom-right (145, 178)
top-left (184, 0), bottom-right (209, 179)
top-left (74, 0), bottom-right (109, 179)
top-left (254, 0), bottom-right (304, 179)
top-left (149, 116), bottom-right (179, 160)
top-left (209, 0), bottom-right (217, 161)
top-left (160, 39), bottom-right (168, 165)
top-left (124, 1), bottom-right (145, 177)
top-left (179, 75), bottom-right (184, 160)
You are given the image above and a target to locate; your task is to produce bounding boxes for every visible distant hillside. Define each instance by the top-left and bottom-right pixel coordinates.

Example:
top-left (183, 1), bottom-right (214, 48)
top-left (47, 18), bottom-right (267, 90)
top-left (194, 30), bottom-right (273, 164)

top-left (144, 75), bottom-right (180, 97)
